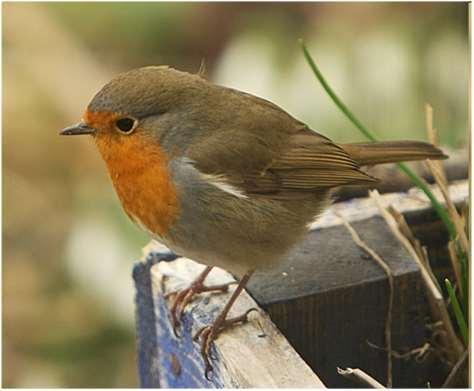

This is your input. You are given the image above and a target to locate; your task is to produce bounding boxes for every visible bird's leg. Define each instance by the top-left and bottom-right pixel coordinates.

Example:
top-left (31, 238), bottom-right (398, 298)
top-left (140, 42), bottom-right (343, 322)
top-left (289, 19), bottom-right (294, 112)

top-left (193, 270), bottom-right (256, 379)
top-left (165, 266), bottom-right (235, 336)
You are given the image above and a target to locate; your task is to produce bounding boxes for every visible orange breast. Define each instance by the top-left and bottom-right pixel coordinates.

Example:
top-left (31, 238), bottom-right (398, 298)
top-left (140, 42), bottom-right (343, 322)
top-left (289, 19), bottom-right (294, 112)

top-left (93, 127), bottom-right (179, 238)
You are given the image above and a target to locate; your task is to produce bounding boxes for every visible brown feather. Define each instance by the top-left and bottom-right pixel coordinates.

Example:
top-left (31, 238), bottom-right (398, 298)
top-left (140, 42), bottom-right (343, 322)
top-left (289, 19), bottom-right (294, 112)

top-left (189, 128), bottom-right (378, 199)
top-left (341, 141), bottom-right (448, 166)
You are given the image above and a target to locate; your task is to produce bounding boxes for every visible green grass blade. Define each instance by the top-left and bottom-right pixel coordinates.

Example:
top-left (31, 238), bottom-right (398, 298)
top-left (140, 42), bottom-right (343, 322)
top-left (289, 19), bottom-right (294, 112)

top-left (298, 40), bottom-right (376, 142)
top-left (299, 39), bottom-right (457, 242)
top-left (445, 279), bottom-right (468, 346)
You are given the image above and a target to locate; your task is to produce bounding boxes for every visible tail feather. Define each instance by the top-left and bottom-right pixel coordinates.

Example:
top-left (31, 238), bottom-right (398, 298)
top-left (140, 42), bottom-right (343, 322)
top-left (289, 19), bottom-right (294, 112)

top-left (341, 141), bottom-right (448, 166)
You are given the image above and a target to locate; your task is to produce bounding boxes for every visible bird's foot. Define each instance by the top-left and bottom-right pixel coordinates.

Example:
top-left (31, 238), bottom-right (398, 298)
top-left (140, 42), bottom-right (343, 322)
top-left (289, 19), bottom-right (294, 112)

top-left (193, 308), bottom-right (258, 379)
top-left (165, 279), bottom-right (235, 337)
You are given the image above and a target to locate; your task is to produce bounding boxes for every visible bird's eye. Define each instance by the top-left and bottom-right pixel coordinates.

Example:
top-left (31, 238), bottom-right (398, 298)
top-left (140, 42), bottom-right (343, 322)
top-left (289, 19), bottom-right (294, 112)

top-left (115, 117), bottom-right (136, 134)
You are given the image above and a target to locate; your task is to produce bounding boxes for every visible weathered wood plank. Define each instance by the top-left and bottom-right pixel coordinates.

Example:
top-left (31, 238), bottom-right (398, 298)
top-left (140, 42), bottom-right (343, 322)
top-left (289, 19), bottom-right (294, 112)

top-left (134, 246), bottom-right (325, 388)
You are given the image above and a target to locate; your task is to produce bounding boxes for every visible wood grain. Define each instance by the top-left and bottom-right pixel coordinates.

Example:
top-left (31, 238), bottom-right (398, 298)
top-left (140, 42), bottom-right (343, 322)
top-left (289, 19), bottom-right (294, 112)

top-left (147, 253), bottom-right (325, 388)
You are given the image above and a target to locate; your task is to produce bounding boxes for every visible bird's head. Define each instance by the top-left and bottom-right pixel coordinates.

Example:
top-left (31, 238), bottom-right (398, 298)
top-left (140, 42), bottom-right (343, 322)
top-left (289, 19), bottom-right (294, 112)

top-left (60, 66), bottom-right (205, 147)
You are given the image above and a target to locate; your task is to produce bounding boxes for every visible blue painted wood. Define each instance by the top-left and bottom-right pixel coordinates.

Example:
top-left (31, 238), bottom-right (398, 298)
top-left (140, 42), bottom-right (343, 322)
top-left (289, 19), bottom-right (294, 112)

top-left (153, 292), bottom-right (225, 388)
top-left (134, 251), bottom-right (226, 388)
top-left (133, 251), bottom-right (178, 388)
top-left (133, 254), bottom-right (161, 388)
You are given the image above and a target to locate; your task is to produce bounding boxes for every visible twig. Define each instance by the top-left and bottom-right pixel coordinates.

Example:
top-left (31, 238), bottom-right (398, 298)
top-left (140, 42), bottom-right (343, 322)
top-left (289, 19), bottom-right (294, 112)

top-left (337, 367), bottom-right (385, 388)
top-left (425, 104), bottom-right (439, 145)
top-left (441, 349), bottom-right (468, 388)
top-left (367, 340), bottom-right (432, 363)
top-left (425, 103), bottom-right (468, 270)
top-left (198, 58), bottom-right (207, 78)
top-left (336, 213), bottom-right (393, 387)
top-left (426, 160), bottom-right (468, 253)
top-left (369, 190), bottom-right (464, 364)
top-left (448, 241), bottom-right (463, 297)
top-left (460, 203), bottom-right (469, 236)
top-left (387, 206), bottom-right (441, 292)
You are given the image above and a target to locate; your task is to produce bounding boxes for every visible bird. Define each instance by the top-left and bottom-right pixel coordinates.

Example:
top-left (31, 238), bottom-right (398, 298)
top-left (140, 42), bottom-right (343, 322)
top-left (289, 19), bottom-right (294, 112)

top-left (60, 66), bottom-right (447, 378)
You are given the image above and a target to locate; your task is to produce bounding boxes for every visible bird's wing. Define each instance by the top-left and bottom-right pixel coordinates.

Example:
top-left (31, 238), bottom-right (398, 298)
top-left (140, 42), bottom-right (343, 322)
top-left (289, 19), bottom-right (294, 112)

top-left (186, 126), bottom-right (377, 200)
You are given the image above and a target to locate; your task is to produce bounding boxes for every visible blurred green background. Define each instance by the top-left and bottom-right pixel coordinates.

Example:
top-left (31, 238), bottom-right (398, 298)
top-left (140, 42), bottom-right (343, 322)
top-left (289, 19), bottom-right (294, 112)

top-left (3, 2), bottom-right (468, 387)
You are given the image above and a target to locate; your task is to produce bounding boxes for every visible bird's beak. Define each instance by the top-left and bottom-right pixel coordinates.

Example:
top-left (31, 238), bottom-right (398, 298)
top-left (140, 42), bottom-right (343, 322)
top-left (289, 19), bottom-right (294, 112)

top-left (60, 122), bottom-right (96, 136)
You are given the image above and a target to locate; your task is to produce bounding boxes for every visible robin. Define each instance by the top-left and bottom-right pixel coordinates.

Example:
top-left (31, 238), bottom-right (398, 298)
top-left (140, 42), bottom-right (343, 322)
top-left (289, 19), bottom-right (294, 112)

top-left (61, 66), bottom-right (446, 377)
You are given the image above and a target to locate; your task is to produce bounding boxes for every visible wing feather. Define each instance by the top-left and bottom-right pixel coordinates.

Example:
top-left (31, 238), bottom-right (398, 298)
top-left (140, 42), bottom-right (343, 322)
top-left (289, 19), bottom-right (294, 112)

top-left (184, 90), bottom-right (376, 199)
top-left (187, 128), bottom-right (376, 200)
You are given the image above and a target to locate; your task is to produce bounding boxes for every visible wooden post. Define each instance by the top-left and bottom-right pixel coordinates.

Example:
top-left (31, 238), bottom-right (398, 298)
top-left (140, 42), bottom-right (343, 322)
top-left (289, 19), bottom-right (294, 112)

top-left (134, 248), bottom-right (325, 388)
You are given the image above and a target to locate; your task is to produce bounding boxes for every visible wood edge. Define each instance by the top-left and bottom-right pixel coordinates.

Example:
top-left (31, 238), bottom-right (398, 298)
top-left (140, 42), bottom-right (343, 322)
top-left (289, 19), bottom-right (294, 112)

top-left (149, 258), bottom-right (325, 388)
top-left (311, 179), bottom-right (468, 230)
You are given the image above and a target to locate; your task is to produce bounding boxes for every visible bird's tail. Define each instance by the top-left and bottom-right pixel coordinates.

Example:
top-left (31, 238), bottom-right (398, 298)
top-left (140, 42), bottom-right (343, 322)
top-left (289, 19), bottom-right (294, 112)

top-left (341, 141), bottom-right (448, 166)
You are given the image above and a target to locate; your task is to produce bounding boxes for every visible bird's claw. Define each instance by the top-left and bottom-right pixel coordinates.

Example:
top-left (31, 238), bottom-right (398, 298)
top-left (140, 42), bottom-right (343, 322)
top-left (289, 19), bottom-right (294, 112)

top-left (166, 281), bottom-right (236, 337)
top-left (193, 307), bottom-right (259, 379)
top-left (166, 288), bottom-right (193, 337)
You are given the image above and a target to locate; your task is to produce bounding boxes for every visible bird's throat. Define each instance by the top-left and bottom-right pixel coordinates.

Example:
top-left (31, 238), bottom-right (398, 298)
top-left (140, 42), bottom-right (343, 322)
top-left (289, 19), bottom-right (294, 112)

top-left (95, 133), bottom-right (180, 237)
